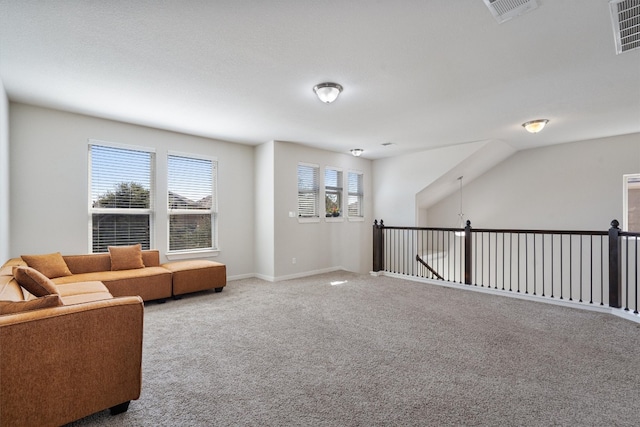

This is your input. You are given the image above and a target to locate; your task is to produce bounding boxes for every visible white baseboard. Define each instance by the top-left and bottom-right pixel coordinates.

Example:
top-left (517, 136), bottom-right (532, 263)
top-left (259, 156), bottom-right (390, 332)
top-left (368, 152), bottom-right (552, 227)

top-left (380, 271), bottom-right (640, 324)
top-left (227, 273), bottom-right (256, 282)
top-left (229, 267), bottom-right (345, 283)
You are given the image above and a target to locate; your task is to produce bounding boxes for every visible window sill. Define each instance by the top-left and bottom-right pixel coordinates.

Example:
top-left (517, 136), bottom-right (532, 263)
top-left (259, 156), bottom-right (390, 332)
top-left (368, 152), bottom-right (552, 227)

top-left (325, 216), bottom-right (344, 223)
top-left (298, 217), bottom-right (320, 224)
top-left (165, 249), bottom-right (220, 260)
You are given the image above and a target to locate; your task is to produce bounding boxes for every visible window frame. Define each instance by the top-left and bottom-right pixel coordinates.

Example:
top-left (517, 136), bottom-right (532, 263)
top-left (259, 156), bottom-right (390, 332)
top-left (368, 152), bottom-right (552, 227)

top-left (298, 162), bottom-right (320, 223)
top-left (166, 151), bottom-right (218, 259)
top-left (347, 170), bottom-right (365, 221)
top-left (623, 173), bottom-right (640, 232)
top-left (324, 166), bottom-right (344, 222)
top-left (88, 139), bottom-right (155, 253)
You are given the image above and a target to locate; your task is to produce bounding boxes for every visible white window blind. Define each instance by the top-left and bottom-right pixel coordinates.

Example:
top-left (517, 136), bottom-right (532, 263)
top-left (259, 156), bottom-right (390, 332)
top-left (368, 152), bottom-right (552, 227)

top-left (89, 143), bottom-right (154, 253)
top-left (298, 163), bottom-right (319, 218)
top-left (168, 153), bottom-right (217, 252)
top-left (325, 167), bottom-right (343, 217)
top-left (348, 171), bottom-right (364, 217)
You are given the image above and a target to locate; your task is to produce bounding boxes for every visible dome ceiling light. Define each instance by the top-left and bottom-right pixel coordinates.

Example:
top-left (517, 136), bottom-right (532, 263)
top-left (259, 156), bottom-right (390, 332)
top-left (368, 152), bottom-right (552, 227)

top-left (350, 148), bottom-right (364, 157)
top-left (522, 119), bottom-right (549, 133)
top-left (313, 82), bottom-right (343, 103)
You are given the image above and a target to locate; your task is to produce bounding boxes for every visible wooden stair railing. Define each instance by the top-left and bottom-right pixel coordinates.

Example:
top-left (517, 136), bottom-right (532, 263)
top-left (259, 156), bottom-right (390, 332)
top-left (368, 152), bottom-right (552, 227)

top-left (415, 254), bottom-right (445, 280)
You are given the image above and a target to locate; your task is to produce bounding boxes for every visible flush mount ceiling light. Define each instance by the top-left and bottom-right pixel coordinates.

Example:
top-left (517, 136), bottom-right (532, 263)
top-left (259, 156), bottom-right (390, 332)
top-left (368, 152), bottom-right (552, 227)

top-left (522, 119), bottom-right (549, 133)
top-left (313, 82), bottom-right (343, 103)
top-left (350, 148), bottom-right (364, 157)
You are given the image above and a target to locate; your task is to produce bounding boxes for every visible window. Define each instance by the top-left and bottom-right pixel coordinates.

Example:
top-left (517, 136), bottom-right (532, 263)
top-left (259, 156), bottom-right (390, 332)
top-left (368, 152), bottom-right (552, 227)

top-left (325, 167), bottom-right (343, 217)
top-left (623, 173), bottom-right (640, 232)
top-left (347, 171), bottom-right (364, 218)
top-left (298, 163), bottom-right (319, 218)
top-left (89, 142), bottom-right (154, 253)
top-left (168, 153), bottom-right (217, 252)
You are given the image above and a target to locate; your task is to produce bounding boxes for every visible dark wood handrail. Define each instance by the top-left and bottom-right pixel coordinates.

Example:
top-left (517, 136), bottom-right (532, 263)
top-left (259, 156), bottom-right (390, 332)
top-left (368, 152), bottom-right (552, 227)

top-left (415, 254), bottom-right (445, 280)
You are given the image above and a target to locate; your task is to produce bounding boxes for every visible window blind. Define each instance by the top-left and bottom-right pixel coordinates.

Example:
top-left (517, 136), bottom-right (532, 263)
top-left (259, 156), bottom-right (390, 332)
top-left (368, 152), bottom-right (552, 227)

top-left (89, 143), bottom-right (154, 252)
top-left (325, 167), bottom-right (343, 217)
top-left (298, 163), bottom-right (319, 217)
top-left (348, 171), bottom-right (364, 217)
top-left (168, 154), bottom-right (217, 251)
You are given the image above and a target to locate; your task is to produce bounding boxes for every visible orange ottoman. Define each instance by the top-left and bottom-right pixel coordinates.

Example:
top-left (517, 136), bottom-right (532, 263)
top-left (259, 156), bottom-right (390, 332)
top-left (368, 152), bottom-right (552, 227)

top-left (161, 260), bottom-right (226, 297)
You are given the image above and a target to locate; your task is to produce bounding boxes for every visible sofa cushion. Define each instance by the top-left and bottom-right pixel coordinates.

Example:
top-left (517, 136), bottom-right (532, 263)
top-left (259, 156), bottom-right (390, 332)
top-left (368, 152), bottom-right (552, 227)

top-left (21, 252), bottom-right (72, 279)
top-left (109, 244), bottom-right (145, 271)
top-left (0, 276), bottom-right (25, 302)
top-left (55, 281), bottom-right (110, 297)
top-left (52, 267), bottom-right (172, 301)
top-left (0, 294), bottom-right (63, 315)
top-left (12, 266), bottom-right (60, 297)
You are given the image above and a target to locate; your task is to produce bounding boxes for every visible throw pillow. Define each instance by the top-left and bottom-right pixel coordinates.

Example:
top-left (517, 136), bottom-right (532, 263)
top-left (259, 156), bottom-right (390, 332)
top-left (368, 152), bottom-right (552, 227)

top-left (21, 252), bottom-right (72, 279)
top-left (108, 244), bottom-right (145, 271)
top-left (12, 266), bottom-right (60, 297)
top-left (0, 295), bottom-right (63, 315)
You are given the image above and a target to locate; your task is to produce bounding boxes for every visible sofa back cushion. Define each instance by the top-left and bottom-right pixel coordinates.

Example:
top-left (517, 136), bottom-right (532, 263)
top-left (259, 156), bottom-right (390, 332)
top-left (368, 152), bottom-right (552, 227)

top-left (62, 250), bottom-right (161, 274)
top-left (12, 266), bottom-right (60, 297)
top-left (21, 252), bottom-right (72, 279)
top-left (63, 253), bottom-right (111, 274)
top-left (141, 250), bottom-right (160, 268)
top-left (109, 244), bottom-right (144, 271)
top-left (0, 275), bottom-right (25, 302)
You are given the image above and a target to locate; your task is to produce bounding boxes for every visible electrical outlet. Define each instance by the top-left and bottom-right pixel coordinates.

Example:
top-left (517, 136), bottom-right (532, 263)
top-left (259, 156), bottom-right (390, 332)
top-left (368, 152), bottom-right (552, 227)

top-left (292, 257), bottom-right (296, 264)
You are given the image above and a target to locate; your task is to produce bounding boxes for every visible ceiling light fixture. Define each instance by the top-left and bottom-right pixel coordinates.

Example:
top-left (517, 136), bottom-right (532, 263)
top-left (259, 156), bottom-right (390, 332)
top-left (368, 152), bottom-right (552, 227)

top-left (313, 82), bottom-right (343, 103)
top-left (522, 119), bottom-right (549, 133)
top-left (350, 148), bottom-right (364, 157)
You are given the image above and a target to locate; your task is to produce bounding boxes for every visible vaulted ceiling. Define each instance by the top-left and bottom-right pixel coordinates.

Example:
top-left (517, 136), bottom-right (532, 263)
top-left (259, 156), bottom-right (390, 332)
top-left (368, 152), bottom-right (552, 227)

top-left (1, 0), bottom-right (638, 159)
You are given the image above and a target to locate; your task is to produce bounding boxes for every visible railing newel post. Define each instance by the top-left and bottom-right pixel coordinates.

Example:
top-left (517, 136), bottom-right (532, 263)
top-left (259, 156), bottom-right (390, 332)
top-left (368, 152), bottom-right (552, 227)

top-left (608, 219), bottom-right (622, 308)
top-left (464, 220), bottom-right (472, 285)
top-left (373, 219), bottom-right (385, 272)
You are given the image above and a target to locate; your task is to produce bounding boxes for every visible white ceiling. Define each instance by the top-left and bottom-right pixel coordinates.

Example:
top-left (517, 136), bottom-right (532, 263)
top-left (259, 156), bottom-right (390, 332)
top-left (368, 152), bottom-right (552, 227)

top-left (0, 0), bottom-right (638, 159)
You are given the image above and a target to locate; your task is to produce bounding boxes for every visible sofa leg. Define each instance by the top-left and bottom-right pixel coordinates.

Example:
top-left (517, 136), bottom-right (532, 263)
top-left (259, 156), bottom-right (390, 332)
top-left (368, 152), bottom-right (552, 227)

top-left (172, 294), bottom-right (182, 300)
top-left (214, 287), bottom-right (224, 293)
top-left (110, 401), bottom-right (130, 415)
top-left (157, 299), bottom-right (166, 304)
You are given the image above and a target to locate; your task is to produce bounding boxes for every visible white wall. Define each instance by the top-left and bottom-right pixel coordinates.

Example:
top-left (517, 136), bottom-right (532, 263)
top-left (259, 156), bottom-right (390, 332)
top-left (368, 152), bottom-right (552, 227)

top-left (0, 79), bottom-right (9, 262)
top-left (272, 141), bottom-right (373, 279)
top-left (427, 133), bottom-right (640, 230)
top-left (371, 141), bottom-right (487, 226)
top-left (9, 103), bottom-right (254, 278)
top-left (254, 141), bottom-right (275, 279)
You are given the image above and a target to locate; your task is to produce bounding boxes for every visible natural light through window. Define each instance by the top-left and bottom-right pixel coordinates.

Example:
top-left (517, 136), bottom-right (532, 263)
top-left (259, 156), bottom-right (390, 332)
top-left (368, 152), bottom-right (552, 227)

top-left (88, 141), bottom-right (154, 253)
top-left (168, 153), bottom-right (217, 252)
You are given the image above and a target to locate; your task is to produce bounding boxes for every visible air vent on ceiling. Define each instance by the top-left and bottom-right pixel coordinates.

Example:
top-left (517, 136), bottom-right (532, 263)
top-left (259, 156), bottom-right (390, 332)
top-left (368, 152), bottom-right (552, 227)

top-left (610, 0), bottom-right (640, 54)
top-left (482, 0), bottom-right (539, 24)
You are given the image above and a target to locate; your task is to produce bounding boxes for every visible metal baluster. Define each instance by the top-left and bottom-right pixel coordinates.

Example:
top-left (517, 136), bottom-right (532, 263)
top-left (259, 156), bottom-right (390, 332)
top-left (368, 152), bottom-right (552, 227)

top-left (625, 235), bottom-right (629, 311)
top-left (633, 237), bottom-right (638, 314)
top-left (550, 234), bottom-right (554, 298)
top-left (590, 235), bottom-right (594, 304)
top-left (542, 235), bottom-right (546, 297)
top-left (569, 235), bottom-right (573, 301)
top-left (533, 234), bottom-right (537, 296)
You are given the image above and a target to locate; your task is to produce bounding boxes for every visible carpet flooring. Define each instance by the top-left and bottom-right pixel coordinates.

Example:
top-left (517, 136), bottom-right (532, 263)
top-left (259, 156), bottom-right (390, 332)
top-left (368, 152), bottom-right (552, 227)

top-left (68, 271), bottom-right (640, 426)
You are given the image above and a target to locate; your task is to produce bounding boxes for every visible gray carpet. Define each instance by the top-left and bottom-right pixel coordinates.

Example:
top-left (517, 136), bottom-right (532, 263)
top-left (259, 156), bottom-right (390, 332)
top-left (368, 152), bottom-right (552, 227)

top-left (68, 272), bottom-right (640, 426)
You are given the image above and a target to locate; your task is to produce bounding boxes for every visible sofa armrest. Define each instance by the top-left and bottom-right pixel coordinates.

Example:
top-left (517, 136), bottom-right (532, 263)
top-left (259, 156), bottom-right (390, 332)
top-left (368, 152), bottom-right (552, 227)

top-left (0, 296), bottom-right (144, 427)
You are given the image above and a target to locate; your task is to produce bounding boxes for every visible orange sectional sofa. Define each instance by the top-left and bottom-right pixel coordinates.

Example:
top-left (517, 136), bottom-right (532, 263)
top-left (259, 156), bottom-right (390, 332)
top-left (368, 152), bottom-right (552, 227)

top-left (0, 247), bottom-right (226, 425)
top-left (2, 248), bottom-right (226, 302)
top-left (0, 261), bottom-right (144, 426)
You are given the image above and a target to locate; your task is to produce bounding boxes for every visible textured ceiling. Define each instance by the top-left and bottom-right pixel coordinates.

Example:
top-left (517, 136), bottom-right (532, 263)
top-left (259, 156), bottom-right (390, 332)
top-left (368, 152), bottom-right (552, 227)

top-left (0, 0), bottom-right (638, 159)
